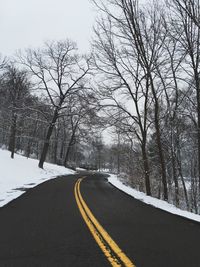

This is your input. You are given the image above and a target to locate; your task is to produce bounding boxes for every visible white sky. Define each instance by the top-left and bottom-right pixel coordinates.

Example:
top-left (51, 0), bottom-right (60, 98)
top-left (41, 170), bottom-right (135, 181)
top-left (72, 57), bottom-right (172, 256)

top-left (0, 0), bottom-right (96, 56)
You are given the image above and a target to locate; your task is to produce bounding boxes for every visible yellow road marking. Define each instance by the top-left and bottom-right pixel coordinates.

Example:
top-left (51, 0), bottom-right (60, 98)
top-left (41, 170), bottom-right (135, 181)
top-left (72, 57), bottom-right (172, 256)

top-left (75, 179), bottom-right (121, 266)
top-left (74, 178), bottom-right (136, 267)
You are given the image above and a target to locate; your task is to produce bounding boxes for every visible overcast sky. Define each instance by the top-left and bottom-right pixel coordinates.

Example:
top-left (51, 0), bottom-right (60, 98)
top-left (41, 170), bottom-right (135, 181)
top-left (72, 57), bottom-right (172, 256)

top-left (0, 0), bottom-right (96, 56)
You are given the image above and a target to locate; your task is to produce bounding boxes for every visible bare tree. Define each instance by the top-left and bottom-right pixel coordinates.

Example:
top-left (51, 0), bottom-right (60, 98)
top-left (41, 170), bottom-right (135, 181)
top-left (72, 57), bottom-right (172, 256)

top-left (2, 64), bottom-right (30, 158)
top-left (171, 0), bottom-right (200, 27)
top-left (169, 0), bottom-right (200, 203)
top-left (92, 13), bottom-right (152, 194)
top-left (63, 92), bottom-right (97, 167)
top-left (18, 40), bottom-right (90, 168)
top-left (92, 0), bottom-right (174, 198)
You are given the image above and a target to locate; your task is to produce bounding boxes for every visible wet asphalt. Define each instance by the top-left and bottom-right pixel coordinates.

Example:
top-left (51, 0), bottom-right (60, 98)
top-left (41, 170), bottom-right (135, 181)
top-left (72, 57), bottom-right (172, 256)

top-left (0, 172), bottom-right (200, 267)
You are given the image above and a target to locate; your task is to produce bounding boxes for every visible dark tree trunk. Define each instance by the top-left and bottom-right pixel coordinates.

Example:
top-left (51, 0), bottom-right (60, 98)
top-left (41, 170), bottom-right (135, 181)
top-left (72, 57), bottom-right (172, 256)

top-left (63, 133), bottom-right (75, 167)
top-left (26, 141), bottom-right (31, 158)
top-left (170, 126), bottom-right (179, 206)
top-left (64, 120), bottom-right (79, 167)
top-left (177, 137), bottom-right (189, 210)
top-left (38, 108), bottom-right (59, 169)
top-left (195, 76), bottom-right (200, 196)
top-left (53, 128), bottom-right (59, 164)
top-left (64, 145), bottom-right (71, 167)
top-left (60, 140), bottom-right (65, 161)
top-left (54, 138), bottom-right (58, 164)
top-left (150, 75), bottom-right (168, 201)
top-left (59, 130), bottom-right (66, 162)
top-left (8, 112), bottom-right (17, 159)
top-left (98, 148), bottom-right (101, 172)
top-left (154, 106), bottom-right (168, 201)
top-left (25, 121), bottom-right (38, 158)
top-left (141, 142), bottom-right (151, 196)
top-left (190, 159), bottom-right (198, 213)
top-left (116, 135), bottom-right (120, 174)
top-left (171, 150), bottom-right (179, 206)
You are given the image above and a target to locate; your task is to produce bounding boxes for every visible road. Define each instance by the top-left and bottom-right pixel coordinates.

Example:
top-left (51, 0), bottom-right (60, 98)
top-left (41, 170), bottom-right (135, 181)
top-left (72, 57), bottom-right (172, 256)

top-left (0, 172), bottom-right (200, 267)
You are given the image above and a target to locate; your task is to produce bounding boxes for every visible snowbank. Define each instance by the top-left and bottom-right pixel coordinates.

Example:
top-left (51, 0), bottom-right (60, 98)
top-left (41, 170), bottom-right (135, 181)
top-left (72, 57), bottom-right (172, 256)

top-left (0, 149), bottom-right (75, 207)
top-left (108, 174), bottom-right (200, 223)
top-left (76, 167), bottom-right (87, 172)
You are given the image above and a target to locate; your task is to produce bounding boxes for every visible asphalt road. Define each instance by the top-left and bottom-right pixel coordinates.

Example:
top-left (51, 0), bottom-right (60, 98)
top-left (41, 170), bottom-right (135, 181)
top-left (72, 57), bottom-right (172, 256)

top-left (0, 172), bottom-right (200, 267)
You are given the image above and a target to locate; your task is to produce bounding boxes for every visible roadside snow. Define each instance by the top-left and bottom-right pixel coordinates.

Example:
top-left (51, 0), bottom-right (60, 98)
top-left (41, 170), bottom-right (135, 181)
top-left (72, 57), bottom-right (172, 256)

top-left (108, 174), bottom-right (200, 223)
top-left (76, 167), bottom-right (87, 172)
top-left (0, 149), bottom-right (75, 207)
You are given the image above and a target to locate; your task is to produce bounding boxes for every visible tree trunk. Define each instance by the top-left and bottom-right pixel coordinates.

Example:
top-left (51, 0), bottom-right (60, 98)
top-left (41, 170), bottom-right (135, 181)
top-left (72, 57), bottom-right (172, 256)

top-left (170, 127), bottom-right (179, 206)
top-left (53, 128), bottom-right (59, 164)
top-left (176, 137), bottom-right (189, 210)
top-left (8, 112), bottom-right (17, 159)
top-left (171, 151), bottom-right (179, 206)
top-left (64, 120), bottom-right (79, 167)
top-left (149, 75), bottom-right (168, 200)
top-left (117, 132), bottom-right (120, 174)
top-left (63, 132), bottom-right (75, 167)
top-left (154, 107), bottom-right (168, 201)
top-left (196, 76), bottom-right (200, 197)
top-left (25, 121), bottom-right (38, 158)
top-left (179, 163), bottom-right (189, 210)
top-left (59, 128), bottom-right (66, 162)
top-left (38, 109), bottom-right (59, 169)
top-left (190, 159), bottom-right (198, 213)
top-left (64, 146), bottom-right (71, 167)
top-left (141, 142), bottom-right (151, 196)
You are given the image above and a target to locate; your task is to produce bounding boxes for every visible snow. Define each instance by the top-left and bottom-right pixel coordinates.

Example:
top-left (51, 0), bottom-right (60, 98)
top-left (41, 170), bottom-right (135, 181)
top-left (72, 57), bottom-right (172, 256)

top-left (0, 149), bottom-right (75, 207)
top-left (1, 147), bottom-right (200, 223)
top-left (108, 174), bottom-right (200, 223)
top-left (76, 167), bottom-right (87, 171)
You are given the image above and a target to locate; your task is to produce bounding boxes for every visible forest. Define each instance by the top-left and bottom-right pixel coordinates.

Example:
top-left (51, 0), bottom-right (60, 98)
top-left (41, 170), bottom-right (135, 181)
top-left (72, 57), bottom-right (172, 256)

top-left (1, 0), bottom-right (200, 214)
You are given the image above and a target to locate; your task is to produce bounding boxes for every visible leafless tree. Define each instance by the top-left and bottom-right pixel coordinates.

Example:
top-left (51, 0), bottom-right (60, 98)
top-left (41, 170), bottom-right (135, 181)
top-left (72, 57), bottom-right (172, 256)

top-left (2, 64), bottom-right (30, 158)
top-left (170, 0), bottom-right (200, 27)
top-left (169, 0), bottom-right (200, 206)
top-left (63, 92), bottom-right (98, 167)
top-left (18, 40), bottom-right (91, 168)
top-left (92, 0), bottom-right (173, 199)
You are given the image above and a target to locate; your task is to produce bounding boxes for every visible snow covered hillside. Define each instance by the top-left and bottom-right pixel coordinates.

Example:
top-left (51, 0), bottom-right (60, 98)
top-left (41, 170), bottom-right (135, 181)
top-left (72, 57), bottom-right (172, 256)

top-left (0, 149), bottom-right (75, 207)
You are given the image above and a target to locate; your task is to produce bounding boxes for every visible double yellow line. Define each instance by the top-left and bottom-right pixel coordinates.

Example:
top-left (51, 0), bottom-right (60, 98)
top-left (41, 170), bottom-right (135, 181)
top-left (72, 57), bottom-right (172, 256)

top-left (74, 178), bottom-right (136, 267)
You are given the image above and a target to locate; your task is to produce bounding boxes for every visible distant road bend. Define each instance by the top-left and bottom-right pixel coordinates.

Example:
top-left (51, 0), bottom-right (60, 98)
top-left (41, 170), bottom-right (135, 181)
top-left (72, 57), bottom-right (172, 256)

top-left (0, 172), bottom-right (200, 267)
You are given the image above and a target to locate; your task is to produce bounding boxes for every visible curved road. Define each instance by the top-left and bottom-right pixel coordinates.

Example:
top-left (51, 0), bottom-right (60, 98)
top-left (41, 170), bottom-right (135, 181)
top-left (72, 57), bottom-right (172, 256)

top-left (0, 172), bottom-right (200, 267)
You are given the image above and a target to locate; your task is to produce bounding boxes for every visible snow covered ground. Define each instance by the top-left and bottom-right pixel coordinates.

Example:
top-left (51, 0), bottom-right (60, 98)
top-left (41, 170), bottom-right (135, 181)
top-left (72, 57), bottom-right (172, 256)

top-left (108, 174), bottom-right (200, 223)
top-left (0, 149), bottom-right (75, 207)
top-left (1, 147), bottom-right (200, 224)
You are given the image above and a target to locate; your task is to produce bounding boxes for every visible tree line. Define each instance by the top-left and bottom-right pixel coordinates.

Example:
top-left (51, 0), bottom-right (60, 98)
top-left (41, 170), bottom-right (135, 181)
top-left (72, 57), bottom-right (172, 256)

top-left (1, 0), bottom-right (200, 214)
top-left (91, 0), bottom-right (200, 214)
top-left (0, 40), bottom-right (101, 170)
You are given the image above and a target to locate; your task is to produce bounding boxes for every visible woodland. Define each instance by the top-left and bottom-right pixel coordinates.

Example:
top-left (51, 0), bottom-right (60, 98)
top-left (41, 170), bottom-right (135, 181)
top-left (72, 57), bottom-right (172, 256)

top-left (1, 0), bottom-right (200, 214)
